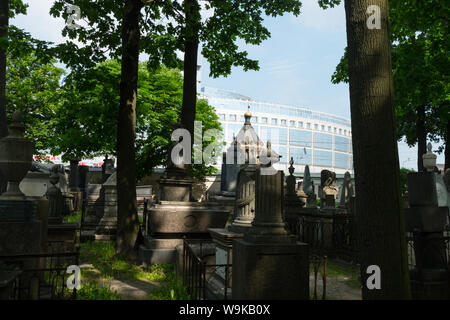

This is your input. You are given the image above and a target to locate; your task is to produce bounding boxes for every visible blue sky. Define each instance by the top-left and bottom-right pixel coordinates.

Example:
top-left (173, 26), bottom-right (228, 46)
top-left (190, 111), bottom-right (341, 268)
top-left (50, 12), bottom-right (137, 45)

top-left (11, 0), bottom-right (445, 169)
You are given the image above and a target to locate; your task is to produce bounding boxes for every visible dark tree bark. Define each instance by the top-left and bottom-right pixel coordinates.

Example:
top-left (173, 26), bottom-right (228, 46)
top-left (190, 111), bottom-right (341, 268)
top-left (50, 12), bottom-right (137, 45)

top-left (344, 0), bottom-right (411, 299)
top-left (0, 0), bottom-right (8, 194)
top-left (116, 0), bottom-right (142, 257)
top-left (445, 118), bottom-right (449, 171)
top-left (180, 0), bottom-right (200, 141)
top-left (416, 105), bottom-right (427, 172)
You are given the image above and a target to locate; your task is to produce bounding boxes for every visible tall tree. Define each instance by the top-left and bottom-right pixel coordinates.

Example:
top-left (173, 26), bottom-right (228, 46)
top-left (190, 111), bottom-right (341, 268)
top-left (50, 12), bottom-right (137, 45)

top-left (116, 0), bottom-right (142, 257)
top-left (322, 0), bottom-right (411, 298)
top-left (0, 0), bottom-right (8, 139)
top-left (180, 0), bottom-right (200, 142)
top-left (50, 0), bottom-right (301, 255)
top-left (343, 0), bottom-right (410, 299)
top-left (0, 0), bottom-right (8, 194)
top-left (331, 0), bottom-right (449, 169)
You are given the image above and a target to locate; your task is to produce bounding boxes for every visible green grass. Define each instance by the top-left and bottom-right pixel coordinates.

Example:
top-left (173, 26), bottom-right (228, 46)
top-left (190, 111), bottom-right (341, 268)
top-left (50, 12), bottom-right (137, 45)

top-left (77, 281), bottom-right (120, 300)
top-left (323, 259), bottom-right (361, 289)
top-left (64, 210), bottom-right (82, 223)
top-left (148, 272), bottom-right (190, 300)
top-left (80, 241), bottom-right (178, 283)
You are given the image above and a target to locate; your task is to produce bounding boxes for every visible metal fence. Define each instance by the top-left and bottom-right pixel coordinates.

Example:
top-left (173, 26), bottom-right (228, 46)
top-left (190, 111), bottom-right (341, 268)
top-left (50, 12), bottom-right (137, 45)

top-left (293, 214), bottom-right (358, 262)
top-left (182, 239), bottom-right (232, 300)
top-left (0, 248), bottom-right (80, 300)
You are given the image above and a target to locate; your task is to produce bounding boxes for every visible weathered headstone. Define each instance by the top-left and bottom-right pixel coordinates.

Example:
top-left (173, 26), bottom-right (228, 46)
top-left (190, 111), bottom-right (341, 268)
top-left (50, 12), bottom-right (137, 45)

top-left (232, 169), bottom-right (309, 299)
top-left (319, 170), bottom-right (338, 208)
top-left (339, 171), bottom-right (355, 208)
top-left (405, 143), bottom-right (449, 299)
top-left (46, 170), bottom-right (64, 224)
top-left (0, 110), bottom-right (42, 299)
top-left (95, 172), bottom-right (118, 240)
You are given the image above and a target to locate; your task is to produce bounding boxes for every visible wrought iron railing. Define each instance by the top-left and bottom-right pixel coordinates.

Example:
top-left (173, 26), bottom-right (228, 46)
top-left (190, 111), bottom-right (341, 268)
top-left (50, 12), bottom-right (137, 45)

top-left (182, 239), bottom-right (232, 300)
top-left (294, 214), bottom-right (358, 262)
top-left (0, 248), bottom-right (80, 300)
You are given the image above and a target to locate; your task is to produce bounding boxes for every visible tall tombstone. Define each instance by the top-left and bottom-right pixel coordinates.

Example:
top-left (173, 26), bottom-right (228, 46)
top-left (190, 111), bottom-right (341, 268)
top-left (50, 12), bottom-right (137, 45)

top-left (219, 137), bottom-right (241, 196)
top-left (232, 169), bottom-right (309, 299)
top-left (78, 165), bottom-right (89, 203)
top-left (46, 170), bottom-right (64, 224)
top-left (405, 143), bottom-right (449, 299)
top-left (339, 171), bottom-right (355, 208)
top-left (319, 169), bottom-right (338, 208)
top-left (0, 111), bottom-right (41, 299)
top-left (95, 172), bottom-right (118, 240)
top-left (303, 165), bottom-right (316, 207)
top-left (69, 159), bottom-right (80, 192)
top-left (101, 155), bottom-right (115, 184)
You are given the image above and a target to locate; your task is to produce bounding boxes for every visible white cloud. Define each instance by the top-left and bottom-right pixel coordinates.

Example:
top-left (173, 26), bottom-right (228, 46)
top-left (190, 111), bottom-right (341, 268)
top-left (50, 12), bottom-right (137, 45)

top-left (293, 0), bottom-right (346, 33)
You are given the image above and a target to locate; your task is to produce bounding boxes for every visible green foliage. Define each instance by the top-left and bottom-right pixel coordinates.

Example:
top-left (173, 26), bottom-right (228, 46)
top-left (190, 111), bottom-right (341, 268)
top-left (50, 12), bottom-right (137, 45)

top-left (399, 168), bottom-right (415, 194)
top-left (51, 60), bottom-right (222, 179)
top-left (80, 241), bottom-right (174, 282)
top-left (64, 210), bottom-right (82, 223)
top-left (322, 259), bottom-right (361, 290)
top-left (77, 281), bottom-right (120, 300)
top-left (50, 0), bottom-right (302, 78)
top-left (5, 51), bottom-right (64, 153)
top-left (148, 272), bottom-right (190, 300)
top-left (330, 0), bottom-right (449, 149)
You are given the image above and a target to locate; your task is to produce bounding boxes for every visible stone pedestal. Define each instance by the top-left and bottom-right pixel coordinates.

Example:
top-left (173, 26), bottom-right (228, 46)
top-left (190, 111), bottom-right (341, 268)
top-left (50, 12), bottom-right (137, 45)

top-left (95, 173), bottom-right (117, 241)
top-left (232, 240), bottom-right (309, 300)
top-left (158, 177), bottom-right (195, 202)
top-left (139, 201), bottom-right (229, 265)
top-left (229, 164), bottom-right (257, 233)
top-left (231, 169), bottom-right (309, 300)
top-left (405, 170), bottom-right (449, 300)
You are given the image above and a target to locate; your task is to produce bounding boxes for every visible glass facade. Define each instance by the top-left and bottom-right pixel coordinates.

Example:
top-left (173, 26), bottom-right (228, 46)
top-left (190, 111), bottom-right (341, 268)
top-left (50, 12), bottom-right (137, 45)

top-left (200, 86), bottom-right (353, 172)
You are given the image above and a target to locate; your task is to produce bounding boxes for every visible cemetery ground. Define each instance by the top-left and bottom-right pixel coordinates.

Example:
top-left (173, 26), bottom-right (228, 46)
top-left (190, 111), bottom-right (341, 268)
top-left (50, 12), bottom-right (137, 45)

top-left (73, 240), bottom-right (362, 300)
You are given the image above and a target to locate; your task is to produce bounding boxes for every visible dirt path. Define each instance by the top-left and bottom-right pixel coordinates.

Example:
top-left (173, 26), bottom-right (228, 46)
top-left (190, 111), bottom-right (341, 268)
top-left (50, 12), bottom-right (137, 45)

top-left (310, 275), bottom-right (362, 300)
top-left (79, 264), bottom-right (162, 300)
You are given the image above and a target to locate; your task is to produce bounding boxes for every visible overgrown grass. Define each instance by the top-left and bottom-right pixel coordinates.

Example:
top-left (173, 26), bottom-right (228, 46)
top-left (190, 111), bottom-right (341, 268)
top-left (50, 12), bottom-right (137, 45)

top-left (64, 210), bottom-right (82, 223)
top-left (148, 272), bottom-right (190, 300)
top-left (80, 241), bottom-right (174, 282)
top-left (323, 259), bottom-right (361, 289)
top-left (77, 281), bottom-right (120, 300)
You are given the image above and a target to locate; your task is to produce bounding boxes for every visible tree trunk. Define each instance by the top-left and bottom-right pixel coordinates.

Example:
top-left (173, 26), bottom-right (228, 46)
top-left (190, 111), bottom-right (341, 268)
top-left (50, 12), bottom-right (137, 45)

top-left (344, 0), bottom-right (411, 299)
top-left (0, 0), bottom-right (8, 194)
top-left (445, 118), bottom-right (449, 171)
top-left (416, 105), bottom-right (427, 172)
top-left (116, 0), bottom-right (141, 258)
top-left (180, 0), bottom-right (200, 142)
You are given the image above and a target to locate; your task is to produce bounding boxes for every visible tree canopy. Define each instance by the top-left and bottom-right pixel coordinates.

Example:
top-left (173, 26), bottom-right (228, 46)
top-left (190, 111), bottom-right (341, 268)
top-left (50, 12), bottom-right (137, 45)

top-left (51, 60), bottom-right (222, 179)
top-left (329, 0), bottom-right (449, 167)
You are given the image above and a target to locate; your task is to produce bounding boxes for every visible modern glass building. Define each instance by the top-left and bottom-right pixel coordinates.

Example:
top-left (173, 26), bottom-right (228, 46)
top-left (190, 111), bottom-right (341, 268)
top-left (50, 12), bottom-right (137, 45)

top-left (200, 86), bottom-right (354, 175)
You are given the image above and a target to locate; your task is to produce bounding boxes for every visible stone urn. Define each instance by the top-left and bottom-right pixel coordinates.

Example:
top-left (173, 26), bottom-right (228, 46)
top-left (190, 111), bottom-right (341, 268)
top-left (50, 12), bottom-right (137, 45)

top-left (422, 142), bottom-right (437, 172)
top-left (0, 110), bottom-right (35, 199)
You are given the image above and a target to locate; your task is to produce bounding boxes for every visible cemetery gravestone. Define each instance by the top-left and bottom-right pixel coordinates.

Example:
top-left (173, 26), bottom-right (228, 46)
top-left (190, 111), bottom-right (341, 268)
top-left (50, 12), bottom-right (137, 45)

top-left (232, 169), bottom-right (309, 300)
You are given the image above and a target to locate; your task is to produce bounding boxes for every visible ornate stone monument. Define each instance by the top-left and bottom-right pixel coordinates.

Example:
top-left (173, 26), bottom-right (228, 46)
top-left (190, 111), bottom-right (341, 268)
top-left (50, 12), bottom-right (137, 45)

top-left (46, 169), bottom-right (64, 224)
top-left (303, 165), bottom-right (317, 207)
top-left (95, 172), bottom-right (118, 240)
top-left (0, 111), bottom-right (42, 298)
top-left (319, 169), bottom-right (338, 208)
top-left (284, 158), bottom-right (306, 230)
top-left (232, 169), bottom-right (309, 299)
top-left (338, 171), bottom-right (355, 208)
top-left (405, 142), bottom-right (449, 299)
top-left (139, 123), bottom-right (229, 265)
